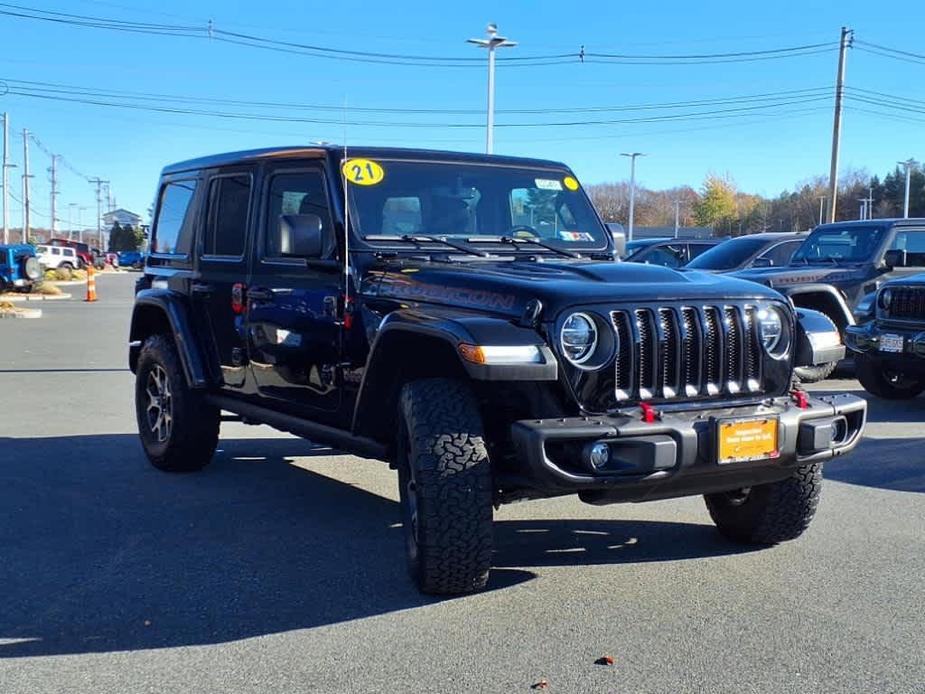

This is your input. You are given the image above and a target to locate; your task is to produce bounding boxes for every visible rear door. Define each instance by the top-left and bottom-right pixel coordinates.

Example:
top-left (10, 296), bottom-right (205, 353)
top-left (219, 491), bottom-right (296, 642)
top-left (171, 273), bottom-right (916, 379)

top-left (193, 168), bottom-right (255, 390)
top-left (245, 163), bottom-right (343, 414)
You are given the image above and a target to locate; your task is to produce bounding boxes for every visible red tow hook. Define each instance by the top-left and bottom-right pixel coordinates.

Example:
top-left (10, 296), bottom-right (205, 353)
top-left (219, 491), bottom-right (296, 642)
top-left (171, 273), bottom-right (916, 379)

top-left (640, 402), bottom-right (659, 423)
top-left (790, 389), bottom-right (810, 409)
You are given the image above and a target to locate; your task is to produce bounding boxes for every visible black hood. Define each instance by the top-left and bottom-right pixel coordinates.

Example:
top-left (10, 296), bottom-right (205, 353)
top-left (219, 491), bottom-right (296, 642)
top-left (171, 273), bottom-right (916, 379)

top-left (368, 258), bottom-right (785, 318)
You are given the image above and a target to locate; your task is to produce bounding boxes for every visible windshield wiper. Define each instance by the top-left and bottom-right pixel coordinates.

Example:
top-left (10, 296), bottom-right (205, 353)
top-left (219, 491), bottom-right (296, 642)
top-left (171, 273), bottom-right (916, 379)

top-left (365, 234), bottom-right (488, 257)
top-left (495, 235), bottom-right (581, 259)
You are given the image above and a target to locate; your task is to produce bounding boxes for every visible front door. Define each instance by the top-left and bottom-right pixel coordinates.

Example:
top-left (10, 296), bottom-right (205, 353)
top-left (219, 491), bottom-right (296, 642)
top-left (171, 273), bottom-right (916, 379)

top-left (193, 168), bottom-right (254, 389)
top-left (245, 165), bottom-right (343, 414)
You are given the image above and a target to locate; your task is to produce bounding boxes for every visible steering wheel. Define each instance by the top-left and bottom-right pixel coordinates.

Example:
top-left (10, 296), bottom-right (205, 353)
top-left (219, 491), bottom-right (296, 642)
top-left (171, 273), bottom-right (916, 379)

top-left (509, 225), bottom-right (539, 239)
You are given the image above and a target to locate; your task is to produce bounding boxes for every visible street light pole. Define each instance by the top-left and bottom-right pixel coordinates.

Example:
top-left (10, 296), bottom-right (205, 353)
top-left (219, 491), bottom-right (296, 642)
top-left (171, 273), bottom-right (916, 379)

top-left (899, 159), bottom-right (916, 218)
top-left (817, 196), bottom-right (825, 226)
top-left (467, 23), bottom-right (516, 155)
top-left (673, 199), bottom-right (680, 238)
top-left (620, 152), bottom-right (644, 242)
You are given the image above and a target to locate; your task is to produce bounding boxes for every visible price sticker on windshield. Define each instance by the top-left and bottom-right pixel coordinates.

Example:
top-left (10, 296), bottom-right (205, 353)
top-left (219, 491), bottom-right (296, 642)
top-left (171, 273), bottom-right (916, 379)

top-left (342, 158), bottom-right (385, 186)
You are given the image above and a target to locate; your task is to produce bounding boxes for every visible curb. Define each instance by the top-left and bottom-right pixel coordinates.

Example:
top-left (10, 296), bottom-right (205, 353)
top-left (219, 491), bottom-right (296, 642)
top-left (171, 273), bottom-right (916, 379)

top-left (0, 293), bottom-right (73, 302)
top-left (0, 307), bottom-right (42, 319)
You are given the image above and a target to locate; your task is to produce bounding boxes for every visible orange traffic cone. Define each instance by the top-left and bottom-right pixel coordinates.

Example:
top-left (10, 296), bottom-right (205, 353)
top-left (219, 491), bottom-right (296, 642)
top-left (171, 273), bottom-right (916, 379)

top-left (85, 265), bottom-right (98, 302)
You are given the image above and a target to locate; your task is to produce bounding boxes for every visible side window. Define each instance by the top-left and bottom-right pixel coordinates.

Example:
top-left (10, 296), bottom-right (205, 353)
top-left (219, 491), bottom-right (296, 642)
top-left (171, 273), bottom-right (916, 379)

top-left (204, 174), bottom-right (251, 257)
top-left (152, 180), bottom-right (198, 255)
top-left (51, 247), bottom-right (61, 256)
top-left (759, 240), bottom-right (801, 267)
top-left (687, 243), bottom-right (713, 260)
top-left (265, 170), bottom-right (333, 258)
top-left (888, 230), bottom-right (925, 266)
top-left (645, 245), bottom-right (684, 268)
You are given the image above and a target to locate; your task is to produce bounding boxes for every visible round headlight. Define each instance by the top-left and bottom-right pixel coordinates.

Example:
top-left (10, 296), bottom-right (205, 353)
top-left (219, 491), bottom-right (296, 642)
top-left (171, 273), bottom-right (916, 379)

top-left (757, 306), bottom-right (785, 353)
top-left (879, 288), bottom-right (892, 310)
top-left (560, 312), bottom-right (597, 365)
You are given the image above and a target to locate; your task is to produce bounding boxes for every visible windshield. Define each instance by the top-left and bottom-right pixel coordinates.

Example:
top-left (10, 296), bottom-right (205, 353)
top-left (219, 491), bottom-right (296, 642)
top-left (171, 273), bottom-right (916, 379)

top-left (791, 226), bottom-right (886, 264)
top-left (687, 237), bottom-right (767, 270)
top-left (346, 159), bottom-right (608, 250)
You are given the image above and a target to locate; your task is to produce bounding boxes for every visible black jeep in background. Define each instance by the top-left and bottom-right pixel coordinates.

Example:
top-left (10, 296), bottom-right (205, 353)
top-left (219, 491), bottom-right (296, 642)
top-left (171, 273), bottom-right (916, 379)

top-left (129, 146), bottom-right (866, 594)
top-left (847, 273), bottom-right (925, 399)
top-left (732, 219), bottom-right (925, 381)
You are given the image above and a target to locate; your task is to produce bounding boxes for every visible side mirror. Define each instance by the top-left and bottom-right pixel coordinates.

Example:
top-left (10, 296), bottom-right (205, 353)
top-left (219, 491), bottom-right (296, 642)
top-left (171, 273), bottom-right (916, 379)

top-left (884, 248), bottom-right (907, 269)
top-left (752, 257), bottom-right (774, 268)
top-left (279, 214), bottom-right (324, 257)
top-left (795, 309), bottom-right (845, 367)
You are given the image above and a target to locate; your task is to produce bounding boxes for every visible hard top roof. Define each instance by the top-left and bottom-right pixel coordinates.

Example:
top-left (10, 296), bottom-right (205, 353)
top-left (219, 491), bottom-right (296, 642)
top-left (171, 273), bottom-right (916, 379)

top-left (815, 218), bottom-right (925, 230)
top-left (162, 145), bottom-right (570, 176)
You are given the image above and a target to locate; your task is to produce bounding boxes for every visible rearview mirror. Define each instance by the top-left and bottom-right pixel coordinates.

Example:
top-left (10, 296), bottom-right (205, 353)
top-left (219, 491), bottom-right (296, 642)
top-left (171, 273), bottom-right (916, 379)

top-left (884, 248), bottom-right (907, 269)
top-left (279, 214), bottom-right (324, 257)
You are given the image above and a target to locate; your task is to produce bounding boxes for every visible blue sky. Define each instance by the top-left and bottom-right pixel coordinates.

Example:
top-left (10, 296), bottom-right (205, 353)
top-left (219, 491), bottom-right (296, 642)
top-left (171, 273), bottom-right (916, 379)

top-left (1, 0), bottom-right (923, 228)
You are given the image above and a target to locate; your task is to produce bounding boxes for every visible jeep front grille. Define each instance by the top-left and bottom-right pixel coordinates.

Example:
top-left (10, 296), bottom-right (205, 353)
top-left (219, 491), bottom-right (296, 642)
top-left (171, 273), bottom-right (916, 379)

top-left (610, 305), bottom-right (763, 402)
top-left (887, 286), bottom-right (925, 320)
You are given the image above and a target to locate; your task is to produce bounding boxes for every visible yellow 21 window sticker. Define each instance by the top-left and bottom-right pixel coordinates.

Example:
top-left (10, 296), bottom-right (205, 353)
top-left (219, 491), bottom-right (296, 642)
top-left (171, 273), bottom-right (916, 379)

top-left (342, 158), bottom-right (385, 186)
top-left (562, 175), bottom-right (580, 191)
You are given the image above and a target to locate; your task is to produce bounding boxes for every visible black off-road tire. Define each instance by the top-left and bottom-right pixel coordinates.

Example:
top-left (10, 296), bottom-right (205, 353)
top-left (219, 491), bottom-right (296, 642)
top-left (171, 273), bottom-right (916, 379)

top-left (397, 378), bottom-right (494, 595)
top-left (704, 463), bottom-right (822, 544)
top-left (855, 354), bottom-right (925, 400)
top-left (135, 334), bottom-right (220, 472)
top-left (794, 361), bottom-right (838, 383)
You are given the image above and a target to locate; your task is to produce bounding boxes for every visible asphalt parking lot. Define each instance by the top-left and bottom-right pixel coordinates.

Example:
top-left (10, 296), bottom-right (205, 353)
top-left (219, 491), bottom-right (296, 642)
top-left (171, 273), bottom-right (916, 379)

top-left (1, 272), bottom-right (923, 693)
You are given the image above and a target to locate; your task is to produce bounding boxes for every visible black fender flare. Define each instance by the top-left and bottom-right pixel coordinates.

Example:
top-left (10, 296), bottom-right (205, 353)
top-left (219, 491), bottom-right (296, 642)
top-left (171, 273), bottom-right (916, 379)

top-left (352, 309), bottom-right (557, 437)
top-left (129, 289), bottom-right (211, 388)
top-left (776, 283), bottom-right (855, 330)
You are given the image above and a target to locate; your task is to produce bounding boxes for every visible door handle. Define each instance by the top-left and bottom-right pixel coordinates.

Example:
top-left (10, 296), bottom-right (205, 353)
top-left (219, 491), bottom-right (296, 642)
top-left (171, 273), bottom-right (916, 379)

top-left (191, 282), bottom-right (214, 296)
top-left (248, 287), bottom-right (275, 302)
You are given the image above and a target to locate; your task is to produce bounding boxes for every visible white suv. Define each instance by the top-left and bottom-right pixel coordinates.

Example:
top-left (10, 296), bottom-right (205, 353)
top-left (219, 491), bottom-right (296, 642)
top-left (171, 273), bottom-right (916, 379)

top-left (36, 244), bottom-right (79, 271)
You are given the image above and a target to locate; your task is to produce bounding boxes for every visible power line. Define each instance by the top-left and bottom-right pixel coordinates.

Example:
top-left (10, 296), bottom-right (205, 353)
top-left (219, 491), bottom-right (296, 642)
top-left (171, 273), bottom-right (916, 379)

top-left (0, 76), bottom-right (833, 116)
top-left (2, 84), bottom-right (833, 128)
top-left (0, 3), bottom-right (844, 69)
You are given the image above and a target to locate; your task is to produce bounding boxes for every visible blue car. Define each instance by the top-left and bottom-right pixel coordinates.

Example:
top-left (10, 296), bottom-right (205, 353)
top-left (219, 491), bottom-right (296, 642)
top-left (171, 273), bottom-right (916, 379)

top-left (117, 250), bottom-right (146, 269)
top-left (0, 243), bottom-right (42, 293)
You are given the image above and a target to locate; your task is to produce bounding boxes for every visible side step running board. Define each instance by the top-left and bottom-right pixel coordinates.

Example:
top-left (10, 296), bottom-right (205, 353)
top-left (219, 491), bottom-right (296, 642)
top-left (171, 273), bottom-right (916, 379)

top-left (207, 394), bottom-right (388, 461)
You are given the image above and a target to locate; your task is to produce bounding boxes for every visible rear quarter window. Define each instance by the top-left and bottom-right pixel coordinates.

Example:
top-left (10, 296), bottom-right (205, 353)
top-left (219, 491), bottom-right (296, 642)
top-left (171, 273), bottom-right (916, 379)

top-left (152, 179), bottom-right (199, 255)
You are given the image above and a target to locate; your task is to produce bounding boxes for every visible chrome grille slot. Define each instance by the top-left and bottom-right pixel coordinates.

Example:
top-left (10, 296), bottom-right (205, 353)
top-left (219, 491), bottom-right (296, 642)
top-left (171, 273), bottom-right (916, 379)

top-left (743, 306), bottom-right (762, 391)
top-left (702, 307), bottom-right (722, 395)
top-left (634, 309), bottom-right (657, 400)
top-left (611, 303), bottom-right (764, 403)
top-left (723, 306), bottom-right (743, 394)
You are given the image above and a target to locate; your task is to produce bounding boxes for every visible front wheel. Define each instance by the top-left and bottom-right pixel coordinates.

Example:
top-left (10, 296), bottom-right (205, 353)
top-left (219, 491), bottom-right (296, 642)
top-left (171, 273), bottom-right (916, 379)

top-left (855, 354), bottom-right (925, 399)
top-left (704, 464), bottom-right (822, 544)
top-left (134, 334), bottom-right (220, 472)
top-left (397, 378), bottom-right (494, 594)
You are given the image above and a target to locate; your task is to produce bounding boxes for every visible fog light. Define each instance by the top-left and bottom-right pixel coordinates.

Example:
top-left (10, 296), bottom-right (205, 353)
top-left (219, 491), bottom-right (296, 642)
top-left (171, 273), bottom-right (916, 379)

top-left (585, 441), bottom-right (611, 471)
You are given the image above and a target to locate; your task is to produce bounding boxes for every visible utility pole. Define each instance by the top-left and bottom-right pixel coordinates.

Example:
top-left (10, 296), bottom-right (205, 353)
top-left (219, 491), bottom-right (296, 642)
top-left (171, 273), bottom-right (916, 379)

top-left (673, 199), bottom-right (681, 238)
top-left (68, 202), bottom-right (77, 239)
top-left (827, 27), bottom-right (852, 223)
top-left (1, 113), bottom-right (9, 245)
top-left (78, 206), bottom-right (87, 244)
top-left (867, 185), bottom-right (874, 220)
top-left (49, 154), bottom-right (58, 236)
top-left (858, 198), bottom-right (867, 220)
top-left (22, 128), bottom-right (31, 244)
top-left (817, 196), bottom-right (825, 226)
top-left (467, 23), bottom-right (516, 155)
top-left (620, 152), bottom-right (644, 242)
top-left (88, 177), bottom-right (109, 250)
top-left (899, 159), bottom-right (916, 218)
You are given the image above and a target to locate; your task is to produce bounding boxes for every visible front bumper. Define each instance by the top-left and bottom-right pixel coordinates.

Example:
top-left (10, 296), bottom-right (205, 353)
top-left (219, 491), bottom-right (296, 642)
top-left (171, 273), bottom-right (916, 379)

top-left (510, 393), bottom-right (866, 504)
top-left (846, 322), bottom-right (925, 358)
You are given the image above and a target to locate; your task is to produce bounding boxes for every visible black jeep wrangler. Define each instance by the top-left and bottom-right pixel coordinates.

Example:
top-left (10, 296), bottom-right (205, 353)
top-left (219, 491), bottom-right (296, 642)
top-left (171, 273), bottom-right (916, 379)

top-left (847, 273), bottom-right (925, 399)
top-left (733, 218), bottom-right (925, 381)
top-left (129, 146), bottom-right (867, 594)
